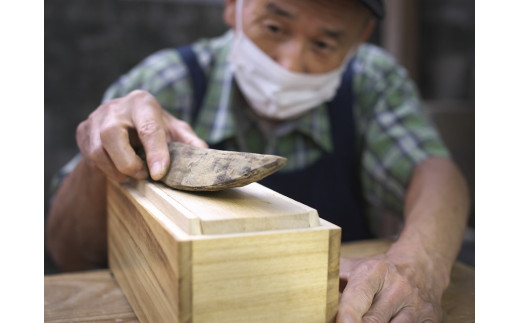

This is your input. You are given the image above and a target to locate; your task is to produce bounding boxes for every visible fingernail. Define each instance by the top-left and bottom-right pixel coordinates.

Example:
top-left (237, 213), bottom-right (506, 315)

top-left (150, 161), bottom-right (164, 179)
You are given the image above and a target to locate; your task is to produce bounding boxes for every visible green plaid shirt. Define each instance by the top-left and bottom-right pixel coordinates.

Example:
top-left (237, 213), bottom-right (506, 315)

top-left (54, 31), bottom-right (449, 231)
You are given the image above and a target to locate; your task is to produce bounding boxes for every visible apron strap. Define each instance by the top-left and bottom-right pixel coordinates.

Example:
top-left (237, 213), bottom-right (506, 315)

top-left (177, 45), bottom-right (207, 125)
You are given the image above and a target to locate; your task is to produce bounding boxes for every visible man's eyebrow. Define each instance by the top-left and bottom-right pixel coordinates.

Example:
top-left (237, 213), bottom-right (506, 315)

top-left (321, 28), bottom-right (346, 40)
top-left (265, 2), bottom-right (295, 19)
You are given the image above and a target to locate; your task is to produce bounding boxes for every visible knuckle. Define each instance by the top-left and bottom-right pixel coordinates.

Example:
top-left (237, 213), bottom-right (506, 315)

top-left (138, 120), bottom-right (162, 138)
top-left (90, 145), bottom-right (105, 162)
top-left (419, 310), bottom-right (442, 323)
top-left (76, 118), bottom-right (88, 132)
top-left (357, 261), bottom-right (374, 274)
top-left (113, 173), bottom-right (128, 182)
top-left (102, 101), bottom-right (119, 115)
top-left (374, 261), bottom-right (390, 273)
top-left (419, 301), bottom-right (438, 316)
top-left (360, 259), bottom-right (388, 276)
top-left (363, 314), bottom-right (385, 323)
top-left (129, 89), bottom-right (150, 98)
top-left (97, 99), bottom-right (119, 115)
top-left (118, 160), bottom-right (142, 175)
top-left (103, 100), bottom-right (128, 118)
top-left (98, 122), bottom-right (112, 138)
top-left (337, 310), bottom-right (357, 323)
top-left (348, 286), bottom-right (374, 310)
top-left (392, 309), bottom-right (416, 322)
top-left (387, 283), bottom-right (414, 302)
top-left (75, 121), bottom-right (88, 143)
top-left (86, 146), bottom-right (106, 167)
top-left (99, 120), bottom-right (124, 142)
top-left (128, 89), bottom-right (155, 104)
top-left (396, 278), bottom-right (414, 294)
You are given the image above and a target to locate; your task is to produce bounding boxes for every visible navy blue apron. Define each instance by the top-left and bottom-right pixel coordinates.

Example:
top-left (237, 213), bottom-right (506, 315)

top-left (179, 46), bottom-right (371, 242)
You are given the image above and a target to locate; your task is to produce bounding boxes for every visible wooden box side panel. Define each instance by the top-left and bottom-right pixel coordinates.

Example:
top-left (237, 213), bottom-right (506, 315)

top-left (326, 224), bottom-right (341, 323)
top-left (107, 181), bottom-right (193, 323)
top-left (190, 228), bottom-right (335, 322)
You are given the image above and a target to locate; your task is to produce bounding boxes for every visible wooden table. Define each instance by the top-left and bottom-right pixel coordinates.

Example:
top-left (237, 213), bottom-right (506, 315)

top-left (44, 239), bottom-right (474, 322)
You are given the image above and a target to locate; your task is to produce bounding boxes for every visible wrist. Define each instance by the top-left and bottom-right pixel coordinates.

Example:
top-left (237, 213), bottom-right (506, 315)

top-left (386, 235), bottom-right (452, 293)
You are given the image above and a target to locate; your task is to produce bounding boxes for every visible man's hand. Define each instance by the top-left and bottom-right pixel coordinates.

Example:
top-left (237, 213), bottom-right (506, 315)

top-left (47, 89), bottom-right (208, 271)
top-left (337, 253), bottom-right (445, 323)
top-left (335, 158), bottom-right (468, 323)
top-left (76, 89), bottom-right (208, 182)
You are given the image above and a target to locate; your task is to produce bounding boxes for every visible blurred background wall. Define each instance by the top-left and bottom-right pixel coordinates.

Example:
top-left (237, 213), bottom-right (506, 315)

top-left (45, 0), bottom-right (475, 271)
top-left (45, 0), bottom-right (229, 214)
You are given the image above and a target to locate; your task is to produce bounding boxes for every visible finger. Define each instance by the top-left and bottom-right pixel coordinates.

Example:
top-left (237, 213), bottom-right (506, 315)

top-left (131, 99), bottom-right (170, 180)
top-left (166, 116), bottom-right (208, 148)
top-left (361, 276), bottom-right (414, 323)
top-left (339, 257), bottom-right (363, 291)
top-left (338, 283), bottom-right (378, 323)
top-left (339, 258), bottom-right (357, 293)
top-left (361, 293), bottom-right (401, 323)
top-left (337, 262), bottom-right (385, 323)
top-left (339, 257), bottom-right (363, 277)
top-left (393, 300), bottom-right (441, 323)
top-left (77, 119), bottom-right (128, 182)
top-left (389, 309), bottom-right (416, 323)
top-left (100, 117), bottom-right (148, 179)
top-left (389, 308), bottom-right (438, 323)
top-left (88, 142), bottom-right (127, 182)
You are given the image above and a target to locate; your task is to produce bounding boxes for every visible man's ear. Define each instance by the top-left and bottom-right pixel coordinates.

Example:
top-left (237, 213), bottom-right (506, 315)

top-left (223, 0), bottom-right (237, 28)
top-left (348, 18), bottom-right (375, 55)
top-left (359, 18), bottom-right (376, 43)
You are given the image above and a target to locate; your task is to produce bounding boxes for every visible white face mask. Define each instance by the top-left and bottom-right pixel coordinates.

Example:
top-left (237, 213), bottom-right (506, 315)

top-left (228, 0), bottom-right (353, 120)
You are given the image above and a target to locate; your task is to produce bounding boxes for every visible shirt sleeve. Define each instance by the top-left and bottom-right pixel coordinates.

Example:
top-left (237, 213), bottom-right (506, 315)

top-left (353, 44), bottom-right (450, 221)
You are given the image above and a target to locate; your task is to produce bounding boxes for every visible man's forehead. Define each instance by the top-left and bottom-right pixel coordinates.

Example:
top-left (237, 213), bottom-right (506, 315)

top-left (256, 0), bottom-right (362, 12)
top-left (255, 0), bottom-right (365, 20)
top-left (255, 0), bottom-right (367, 30)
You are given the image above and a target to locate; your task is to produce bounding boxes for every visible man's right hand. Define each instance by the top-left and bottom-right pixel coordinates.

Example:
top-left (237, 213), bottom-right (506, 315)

top-left (76, 89), bottom-right (208, 182)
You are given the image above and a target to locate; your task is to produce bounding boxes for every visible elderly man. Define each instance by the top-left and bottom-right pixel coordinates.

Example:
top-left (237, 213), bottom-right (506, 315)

top-left (46, 0), bottom-right (469, 322)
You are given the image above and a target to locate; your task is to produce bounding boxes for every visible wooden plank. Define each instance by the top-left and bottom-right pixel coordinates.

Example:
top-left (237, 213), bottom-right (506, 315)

top-left (44, 270), bottom-right (138, 323)
top-left (189, 226), bottom-right (334, 322)
top-left (108, 181), bottom-right (191, 323)
top-left (326, 221), bottom-right (341, 323)
top-left (136, 180), bottom-right (202, 235)
top-left (143, 181), bottom-right (320, 235)
top-left (107, 180), bottom-right (340, 323)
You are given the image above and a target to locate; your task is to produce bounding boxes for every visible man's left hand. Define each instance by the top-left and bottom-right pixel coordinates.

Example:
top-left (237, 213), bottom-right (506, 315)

top-left (336, 254), bottom-right (445, 323)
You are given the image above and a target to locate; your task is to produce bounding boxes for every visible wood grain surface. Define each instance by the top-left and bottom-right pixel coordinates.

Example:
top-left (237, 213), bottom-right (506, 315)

top-left (44, 270), bottom-right (138, 322)
top-left (189, 225), bottom-right (338, 322)
top-left (107, 180), bottom-right (340, 323)
top-left (128, 180), bottom-right (320, 235)
top-left (44, 240), bottom-right (475, 323)
top-left (108, 179), bottom-right (192, 322)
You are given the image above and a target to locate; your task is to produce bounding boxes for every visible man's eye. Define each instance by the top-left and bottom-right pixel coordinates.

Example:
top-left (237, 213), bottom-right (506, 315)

top-left (267, 24), bottom-right (280, 34)
top-left (314, 41), bottom-right (330, 50)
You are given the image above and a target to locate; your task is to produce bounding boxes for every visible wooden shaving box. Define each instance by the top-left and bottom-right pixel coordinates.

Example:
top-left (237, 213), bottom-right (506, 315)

top-left (107, 180), bottom-right (341, 322)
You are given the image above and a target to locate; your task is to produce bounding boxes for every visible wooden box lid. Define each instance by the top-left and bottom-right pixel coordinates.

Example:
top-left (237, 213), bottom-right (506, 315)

top-left (128, 180), bottom-right (321, 235)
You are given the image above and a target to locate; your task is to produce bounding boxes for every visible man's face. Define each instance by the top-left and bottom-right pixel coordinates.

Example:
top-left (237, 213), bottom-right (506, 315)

top-left (224, 0), bottom-right (372, 74)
